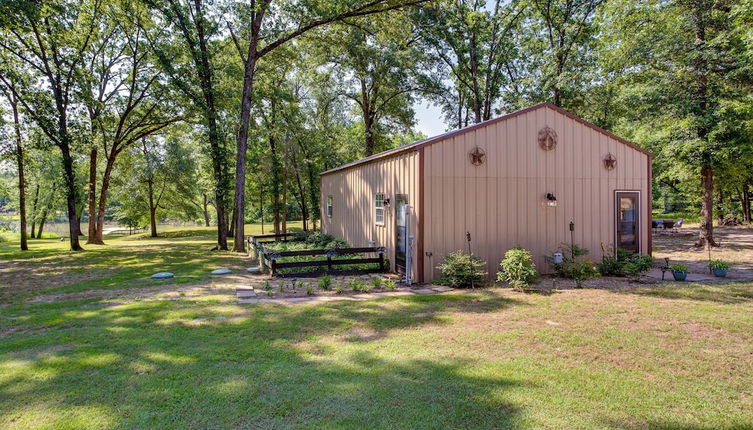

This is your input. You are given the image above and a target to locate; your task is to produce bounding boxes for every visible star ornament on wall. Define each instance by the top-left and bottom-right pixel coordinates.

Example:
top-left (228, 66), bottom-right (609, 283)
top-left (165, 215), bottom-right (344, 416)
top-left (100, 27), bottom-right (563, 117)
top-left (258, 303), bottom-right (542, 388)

top-left (469, 146), bottom-right (486, 166)
top-left (604, 153), bottom-right (616, 170)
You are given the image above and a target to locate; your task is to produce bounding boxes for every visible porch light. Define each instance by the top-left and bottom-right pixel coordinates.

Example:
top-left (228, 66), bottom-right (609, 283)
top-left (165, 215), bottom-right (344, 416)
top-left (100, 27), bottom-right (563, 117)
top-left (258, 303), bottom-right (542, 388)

top-left (544, 193), bottom-right (558, 207)
top-left (383, 198), bottom-right (390, 207)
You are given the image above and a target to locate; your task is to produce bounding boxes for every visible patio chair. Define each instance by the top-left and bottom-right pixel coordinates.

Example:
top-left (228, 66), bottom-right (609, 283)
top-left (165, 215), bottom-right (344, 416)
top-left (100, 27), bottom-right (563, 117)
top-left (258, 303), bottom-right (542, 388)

top-left (672, 218), bottom-right (684, 232)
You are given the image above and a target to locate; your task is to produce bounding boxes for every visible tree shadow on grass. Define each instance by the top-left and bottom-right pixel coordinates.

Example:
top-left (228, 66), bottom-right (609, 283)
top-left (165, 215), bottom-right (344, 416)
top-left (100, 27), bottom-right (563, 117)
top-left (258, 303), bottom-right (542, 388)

top-left (0, 292), bottom-right (526, 429)
top-left (607, 281), bottom-right (753, 304)
top-left (602, 419), bottom-right (753, 430)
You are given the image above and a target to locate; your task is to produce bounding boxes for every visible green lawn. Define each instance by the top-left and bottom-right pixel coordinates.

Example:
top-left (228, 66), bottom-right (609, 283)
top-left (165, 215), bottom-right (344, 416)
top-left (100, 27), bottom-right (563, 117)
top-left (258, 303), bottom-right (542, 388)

top-left (1, 227), bottom-right (752, 429)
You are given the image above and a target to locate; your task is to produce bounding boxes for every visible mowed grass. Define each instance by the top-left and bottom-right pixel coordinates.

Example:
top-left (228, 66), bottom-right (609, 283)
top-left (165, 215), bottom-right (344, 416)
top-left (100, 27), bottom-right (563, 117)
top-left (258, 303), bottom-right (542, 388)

top-left (0, 223), bottom-right (301, 303)
top-left (0, 228), bottom-right (752, 429)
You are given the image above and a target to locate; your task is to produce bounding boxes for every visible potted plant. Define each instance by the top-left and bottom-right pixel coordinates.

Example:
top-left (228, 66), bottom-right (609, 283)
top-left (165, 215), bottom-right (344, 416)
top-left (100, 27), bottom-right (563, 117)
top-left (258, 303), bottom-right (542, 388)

top-left (708, 260), bottom-right (730, 278)
top-left (669, 263), bottom-right (689, 281)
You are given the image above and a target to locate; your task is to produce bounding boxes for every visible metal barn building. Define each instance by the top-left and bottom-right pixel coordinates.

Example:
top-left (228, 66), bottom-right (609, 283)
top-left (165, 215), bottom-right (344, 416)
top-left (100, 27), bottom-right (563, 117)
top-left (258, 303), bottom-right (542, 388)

top-left (320, 103), bottom-right (653, 283)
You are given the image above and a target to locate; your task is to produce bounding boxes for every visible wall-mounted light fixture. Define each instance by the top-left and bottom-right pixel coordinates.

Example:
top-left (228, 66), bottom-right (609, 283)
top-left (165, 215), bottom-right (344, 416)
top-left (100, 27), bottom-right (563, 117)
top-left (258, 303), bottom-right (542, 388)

top-left (544, 193), bottom-right (558, 207)
top-left (383, 198), bottom-right (391, 207)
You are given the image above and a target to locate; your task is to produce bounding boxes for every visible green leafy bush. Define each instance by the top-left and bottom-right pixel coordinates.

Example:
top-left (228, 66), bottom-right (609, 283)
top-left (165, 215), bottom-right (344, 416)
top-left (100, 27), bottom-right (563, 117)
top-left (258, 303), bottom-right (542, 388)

top-left (565, 259), bottom-right (600, 288)
top-left (305, 285), bottom-right (314, 296)
top-left (318, 275), bottom-right (332, 290)
top-left (370, 277), bottom-right (382, 288)
top-left (436, 251), bottom-right (487, 288)
top-left (709, 260), bottom-right (729, 270)
top-left (335, 285), bottom-right (343, 294)
top-left (599, 249), bottom-right (654, 280)
top-left (497, 248), bottom-right (539, 290)
top-left (622, 254), bottom-right (654, 280)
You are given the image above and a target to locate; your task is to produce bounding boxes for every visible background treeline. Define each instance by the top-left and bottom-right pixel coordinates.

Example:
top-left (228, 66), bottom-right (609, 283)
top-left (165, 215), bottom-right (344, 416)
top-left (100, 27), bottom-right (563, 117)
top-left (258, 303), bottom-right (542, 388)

top-left (1, 0), bottom-right (752, 252)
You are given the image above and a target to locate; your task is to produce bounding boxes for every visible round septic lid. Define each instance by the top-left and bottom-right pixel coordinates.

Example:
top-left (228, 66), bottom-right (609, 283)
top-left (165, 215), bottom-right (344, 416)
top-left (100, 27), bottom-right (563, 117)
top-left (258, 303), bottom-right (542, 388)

top-left (246, 267), bottom-right (261, 274)
top-left (211, 268), bottom-right (233, 275)
top-left (151, 272), bottom-right (174, 279)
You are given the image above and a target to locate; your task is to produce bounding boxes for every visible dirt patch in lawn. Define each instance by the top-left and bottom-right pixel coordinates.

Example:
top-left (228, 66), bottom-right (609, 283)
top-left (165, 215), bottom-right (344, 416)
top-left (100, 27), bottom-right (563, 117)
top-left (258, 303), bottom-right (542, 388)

top-left (26, 281), bottom-right (235, 304)
top-left (0, 261), bottom-right (122, 302)
top-left (653, 227), bottom-right (753, 270)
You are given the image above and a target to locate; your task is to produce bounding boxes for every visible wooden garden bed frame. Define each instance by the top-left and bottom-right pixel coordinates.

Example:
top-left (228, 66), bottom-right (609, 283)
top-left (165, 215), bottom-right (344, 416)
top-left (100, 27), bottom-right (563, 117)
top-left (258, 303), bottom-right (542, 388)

top-left (248, 233), bottom-right (386, 277)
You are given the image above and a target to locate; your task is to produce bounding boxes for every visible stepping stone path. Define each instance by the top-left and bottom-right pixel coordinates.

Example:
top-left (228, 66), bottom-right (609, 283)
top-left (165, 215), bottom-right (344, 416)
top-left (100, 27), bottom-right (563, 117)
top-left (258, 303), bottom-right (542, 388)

top-left (211, 268), bottom-right (233, 275)
top-left (151, 272), bottom-right (174, 279)
top-left (246, 267), bottom-right (261, 274)
top-left (236, 284), bottom-right (454, 305)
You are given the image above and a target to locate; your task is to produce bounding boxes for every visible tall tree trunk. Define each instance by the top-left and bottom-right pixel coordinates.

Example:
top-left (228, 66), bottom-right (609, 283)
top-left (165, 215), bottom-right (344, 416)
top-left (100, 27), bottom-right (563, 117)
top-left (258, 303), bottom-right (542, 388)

top-left (293, 166), bottom-right (308, 231)
top-left (231, 34), bottom-right (261, 253)
top-left (36, 199), bottom-right (51, 239)
top-left (229, 206), bottom-right (236, 238)
top-left (9, 95), bottom-right (28, 250)
top-left (61, 139), bottom-right (83, 250)
top-left (202, 193), bottom-right (210, 226)
top-left (697, 165), bottom-right (717, 248)
top-left (743, 181), bottom-right (751, 223)
top-left (716, 186), bottom-right (724, 224)
top-left (269, 136), bottom-right (282, 235)
top-left (92, 159), bottom-right (115, 244)
top-left (259, 187), bottom-right (264, 234)
top-left (147, 177), bottom-right (158, 237)
top-left (281, 171), bottom-right (288, 234)
top-left (86, 148), bottom-right (98, 243)
top-left (30, 183), bottom-right (39, 239)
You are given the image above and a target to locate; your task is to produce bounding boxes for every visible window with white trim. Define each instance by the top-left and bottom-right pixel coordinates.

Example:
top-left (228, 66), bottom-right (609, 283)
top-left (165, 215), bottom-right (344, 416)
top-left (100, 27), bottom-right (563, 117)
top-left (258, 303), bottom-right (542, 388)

top-left (326, 196), bottom-right (333, 218)
top-left (375, 193), bottom-right (385, 225)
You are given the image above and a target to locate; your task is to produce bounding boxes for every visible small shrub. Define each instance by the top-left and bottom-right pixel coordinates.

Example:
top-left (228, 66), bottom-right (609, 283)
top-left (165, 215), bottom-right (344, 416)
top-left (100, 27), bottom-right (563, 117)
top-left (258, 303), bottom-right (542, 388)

top-left (266, 290), bottom-right (274, 297)
top-left (370, 277), bottom-right (382, 289)
top-left (335, 285), bottom-right (343, 294)
top-left (436, 250), bottom-right (487, 288)
top-left (384, 279), bottom-right (396, 291)
top-left (709, 260), bottom-right (729, 270)
top-left (598, 249), bottom-right (653, 281)
top-left (263, 280), bottom-right (272, 291)
top-left (622, 254), bottom-right (653, 281)
top-left (497, 248), bottom-right (539, 291)
top-left (294, 281), bottom-right (305, 291)
top-left (597, 255), bottom-right (623, 277)
top-left (669, 263), bottom-right (688, 273)
top-left (305, 285), bottom-right (314, 296)
top-left (318, 275), bottom-right (332, 290)
top-left (565, 258), bottom-right (599, 288)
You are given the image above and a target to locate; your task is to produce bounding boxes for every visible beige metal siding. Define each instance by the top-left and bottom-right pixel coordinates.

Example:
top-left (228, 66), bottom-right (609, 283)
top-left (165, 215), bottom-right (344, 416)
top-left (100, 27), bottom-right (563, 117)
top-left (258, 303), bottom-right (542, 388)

top-left (422, 105), bottom-right (650, 282)
top-left (320, 150), bottom-right (420, 278)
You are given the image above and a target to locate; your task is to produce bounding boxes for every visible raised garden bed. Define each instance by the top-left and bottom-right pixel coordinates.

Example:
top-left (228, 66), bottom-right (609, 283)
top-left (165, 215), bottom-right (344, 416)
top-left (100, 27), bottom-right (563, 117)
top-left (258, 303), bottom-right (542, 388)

top-left (248, 232), bottom-right (387, 277)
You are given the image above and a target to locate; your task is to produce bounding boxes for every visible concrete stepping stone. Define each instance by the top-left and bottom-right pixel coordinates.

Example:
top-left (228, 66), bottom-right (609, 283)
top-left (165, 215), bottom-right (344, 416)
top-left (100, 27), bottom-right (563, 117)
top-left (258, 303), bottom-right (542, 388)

top-left (413, 288), bottom-right (438, 295)
top-left (246, 267), bottom-right (261, 274)
top-left (211, 268), bottom-right (232, 275)
top-left (237, 289), bottom-right (257, 298)
top-left (151, 272), bottom-right (174, 279)
top-left (430, 286), bottom-right (454, 292)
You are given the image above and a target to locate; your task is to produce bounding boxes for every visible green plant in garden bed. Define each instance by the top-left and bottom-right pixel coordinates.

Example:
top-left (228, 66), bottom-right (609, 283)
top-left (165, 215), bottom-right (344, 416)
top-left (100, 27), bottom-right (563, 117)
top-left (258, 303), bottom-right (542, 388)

top-left (436, 251), bottom-right (487, 288)
top-left (709, 260), bottom-right (729, 270)
top-left (384, 279), bottom-right (396, 291)
top-left (497, 248), bottom-right (539, 291)
top-left (318, 275), bottom-right (332, 290)
top-left (599, 248), bottom-right (653, 281)
top-left (565, 259), bottom-right (600, 288)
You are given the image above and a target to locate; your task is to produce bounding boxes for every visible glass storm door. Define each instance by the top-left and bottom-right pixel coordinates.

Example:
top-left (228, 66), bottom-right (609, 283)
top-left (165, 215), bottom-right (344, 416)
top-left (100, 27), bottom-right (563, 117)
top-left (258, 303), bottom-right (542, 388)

top-left (616, 192), bottom-right (640, 253)
top-left (395, 195), bottom-right (408, 273)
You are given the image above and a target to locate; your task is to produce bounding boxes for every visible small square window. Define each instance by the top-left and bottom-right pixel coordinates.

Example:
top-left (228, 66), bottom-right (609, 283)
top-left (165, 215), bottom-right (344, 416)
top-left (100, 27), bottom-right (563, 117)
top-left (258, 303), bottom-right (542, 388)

top-left (326, 196), bottom-right (333, 218)
top-left (375, 194), bottom-right (385, 225)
